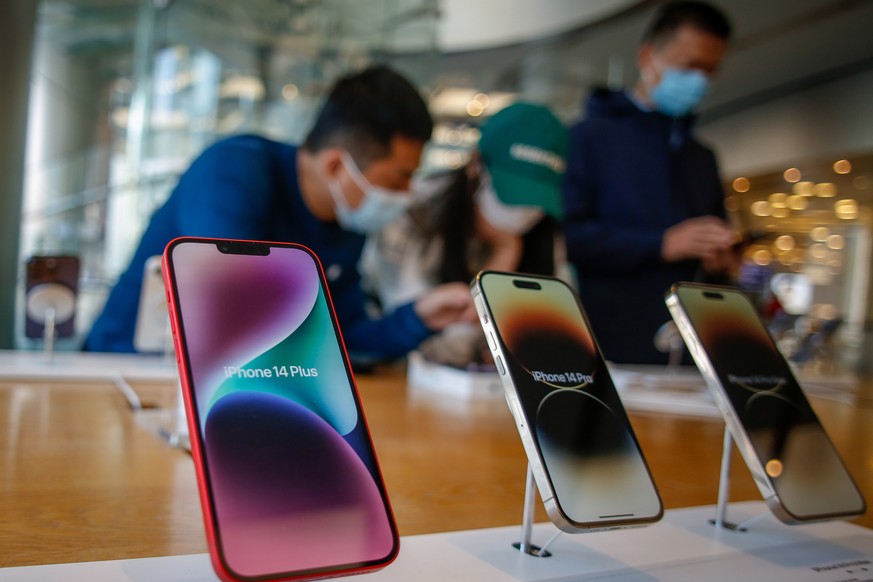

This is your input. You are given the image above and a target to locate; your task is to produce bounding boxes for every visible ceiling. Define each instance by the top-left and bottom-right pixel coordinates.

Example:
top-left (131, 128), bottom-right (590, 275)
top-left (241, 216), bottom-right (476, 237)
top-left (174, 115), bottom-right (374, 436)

top-left (35, 0), bottom-right (873, 123)
top-left (428, 0), bottom-right (873, 122)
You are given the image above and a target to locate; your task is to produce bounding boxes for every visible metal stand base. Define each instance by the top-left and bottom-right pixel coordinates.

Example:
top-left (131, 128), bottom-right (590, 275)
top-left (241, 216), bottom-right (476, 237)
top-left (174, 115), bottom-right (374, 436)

top-left (160, 378), bottom-right (190, 450)
top-left (515, 465), bottom-right (556, 557)
top-left (42, 307), bottom-right (57, 363)
top-left (710, 425), bottom-right (771, 532)
top-left (711, 426), bottom-right (744, 531)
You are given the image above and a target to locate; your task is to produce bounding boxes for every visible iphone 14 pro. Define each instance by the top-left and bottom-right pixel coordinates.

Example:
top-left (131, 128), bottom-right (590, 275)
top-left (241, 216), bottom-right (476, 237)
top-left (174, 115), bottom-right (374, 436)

top-left (471, 271), bottom-right (662, 532)
top-left (666, 282), bottom-right (865, 523)
top-left (163, 237), bottom-right (399, 581)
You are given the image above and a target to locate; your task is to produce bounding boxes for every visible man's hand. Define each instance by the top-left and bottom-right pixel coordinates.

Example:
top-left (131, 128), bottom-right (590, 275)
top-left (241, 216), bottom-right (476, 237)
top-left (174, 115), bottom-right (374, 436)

top-left (702, 246), bottom-right (738, 275)
top-left (414, 282), bottom-right (477, 331)
top-left (661, 216), bottom-right (734, 263)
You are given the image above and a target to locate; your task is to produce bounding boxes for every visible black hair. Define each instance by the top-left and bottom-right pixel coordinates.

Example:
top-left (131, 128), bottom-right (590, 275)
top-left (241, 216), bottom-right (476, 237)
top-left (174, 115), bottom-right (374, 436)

top-left (409, 168), bottom-right (555, 284)
top-left (642, 1), bottom-right (732, 46)
top-left (302, 65), bottom-right (433, 166)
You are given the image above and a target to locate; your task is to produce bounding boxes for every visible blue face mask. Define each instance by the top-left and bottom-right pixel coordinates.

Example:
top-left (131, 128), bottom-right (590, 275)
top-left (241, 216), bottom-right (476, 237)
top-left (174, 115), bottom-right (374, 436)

top-left (651, 67), bottom-right (709, 117)
top-left (328, 152), bottom-right (412, 234)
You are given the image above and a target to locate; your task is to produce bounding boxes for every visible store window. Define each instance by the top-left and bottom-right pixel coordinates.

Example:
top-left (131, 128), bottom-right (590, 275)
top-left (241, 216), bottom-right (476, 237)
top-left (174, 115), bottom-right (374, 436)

top-left (725, 153), bottom-right (872, 372)
top-left (20, 0), bottom-right (439, 349)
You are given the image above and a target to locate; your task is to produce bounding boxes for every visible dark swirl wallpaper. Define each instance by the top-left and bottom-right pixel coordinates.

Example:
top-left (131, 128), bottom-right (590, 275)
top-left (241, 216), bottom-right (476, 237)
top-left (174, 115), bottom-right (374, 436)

top-left (675, 285), bottom-right (864, 519)
top-left (480, 273), bottom-right (660, 524)
top-left (171, 242), bottom-right (395, 577)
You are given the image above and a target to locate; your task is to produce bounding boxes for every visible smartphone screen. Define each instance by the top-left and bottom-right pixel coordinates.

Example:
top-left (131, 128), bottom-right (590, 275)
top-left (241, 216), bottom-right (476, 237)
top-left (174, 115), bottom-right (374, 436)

top-left (25, 255), bottom-right (80, 339)
top-left (473, 272), bottom-right (662, 530)
top-left (164, 238), bottom-right (398, 581)
top-left (667, 283), bottom-right (865, 522)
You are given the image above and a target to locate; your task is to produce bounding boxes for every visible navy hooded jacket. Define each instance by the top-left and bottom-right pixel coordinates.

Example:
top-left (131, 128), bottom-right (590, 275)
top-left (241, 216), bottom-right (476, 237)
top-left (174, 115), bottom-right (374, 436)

top-left (562, 89), bottom-right (727, 364)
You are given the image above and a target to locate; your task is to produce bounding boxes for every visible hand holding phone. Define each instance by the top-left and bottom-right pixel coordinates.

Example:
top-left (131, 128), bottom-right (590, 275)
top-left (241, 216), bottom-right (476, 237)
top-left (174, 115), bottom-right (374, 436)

top-left (666, 282), bottom-right (865, 523)
top-left (471, 271), bottom-right (662, 532)
top-left (164, 238), bottom-right (399, 581)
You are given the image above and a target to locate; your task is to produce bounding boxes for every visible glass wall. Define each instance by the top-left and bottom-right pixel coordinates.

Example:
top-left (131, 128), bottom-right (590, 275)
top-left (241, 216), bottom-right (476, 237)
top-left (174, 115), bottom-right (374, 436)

top-left (724, 154), bottom-right (873, 372)
top-left (19, 0), bottom-right (873, 372)
top-left (19, 0), bottom-right (439, 348)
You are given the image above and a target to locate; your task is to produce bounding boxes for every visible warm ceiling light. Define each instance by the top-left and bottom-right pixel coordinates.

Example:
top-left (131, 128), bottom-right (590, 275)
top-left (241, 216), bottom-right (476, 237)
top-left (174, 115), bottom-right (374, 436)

top-left (473, 93), bottom-right (490, 107)
top-left (466, 100), bottom-right (485, 117)
top-left (732, 177), bottom-right (750, 192)
top-left (774, 235), bottom-right (795, 251)
top-left (826, 234), bottom-right (845, 250)
top-left (835, 199), bottom-right (859, 220)
top-left (787, 195), bottom-right (807, 210)
top-left (771, 207), bottom-right (790, 218)
top-left (768, 192), bottom-right (788, 207)
top-left (750, 201), bottom-right (770, 217)
top-left (784, 168), bottom-right (801, 183)
top-left (810, 226), bottom-right (830, 241)
top-left (815, 183), bottom-right (837, 198)
top-left (809, 243), bottom-right (828, 260)
top-left (752, 249), bottom-right (772, 266)
top-left (793, 181), bottom-right (815, 196)
top-left (833, 159), bottom-right (852, 174)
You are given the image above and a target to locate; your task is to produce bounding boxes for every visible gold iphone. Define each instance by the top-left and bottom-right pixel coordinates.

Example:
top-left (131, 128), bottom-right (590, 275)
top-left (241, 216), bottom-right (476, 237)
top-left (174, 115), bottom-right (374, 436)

top-left (471, 271), bottom-right (663, 532)
top-left (666, 282), bottom-right (865, 523)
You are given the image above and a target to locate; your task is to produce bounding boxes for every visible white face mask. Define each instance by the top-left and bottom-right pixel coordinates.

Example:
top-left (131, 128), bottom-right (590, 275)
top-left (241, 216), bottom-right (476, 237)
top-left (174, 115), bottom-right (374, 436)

top-left (329, 151), bottom-right (413, 234)
top-left (474, 172), bottom-right (543, 235)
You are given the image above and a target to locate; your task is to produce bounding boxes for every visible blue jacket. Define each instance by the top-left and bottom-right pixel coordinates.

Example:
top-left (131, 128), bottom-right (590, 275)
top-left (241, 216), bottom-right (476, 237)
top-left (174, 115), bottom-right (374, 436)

top-left (562, 89), bottom-right (726, 364)
top-left (85, 135), bottom-right (431, 361)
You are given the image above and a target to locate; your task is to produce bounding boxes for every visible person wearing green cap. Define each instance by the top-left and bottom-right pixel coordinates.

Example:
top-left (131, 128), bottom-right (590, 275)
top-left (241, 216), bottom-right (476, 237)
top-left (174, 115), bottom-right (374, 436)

top-left (361, 101), bottom-right (569, 367)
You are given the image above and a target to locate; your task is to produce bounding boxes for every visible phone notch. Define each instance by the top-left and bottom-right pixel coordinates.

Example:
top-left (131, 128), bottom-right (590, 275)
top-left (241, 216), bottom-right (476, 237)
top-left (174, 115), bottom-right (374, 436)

top-left (215, 240), bottom-right (270, 256)
top-left (703, 291), bottom-right (724, 300)
top-left (512, 279), bottom-right (542, 290)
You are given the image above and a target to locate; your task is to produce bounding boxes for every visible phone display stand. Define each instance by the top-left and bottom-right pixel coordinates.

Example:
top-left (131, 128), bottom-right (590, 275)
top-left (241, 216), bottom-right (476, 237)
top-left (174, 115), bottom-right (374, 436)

top-left (654, 321), bottom-right (684, 367)
top-left (514, 464), bottom-right (562, 557)
top-left (26, 283), bottom-right (76, 363)
top-left (710, 425), bottom-right (767, 532)
top-left (158, 379), bottom-right (190, 450)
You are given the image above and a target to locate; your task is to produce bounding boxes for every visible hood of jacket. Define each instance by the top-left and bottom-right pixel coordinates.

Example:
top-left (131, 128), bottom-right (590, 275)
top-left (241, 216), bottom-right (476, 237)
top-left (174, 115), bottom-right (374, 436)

top-left (583, 87), bottom-right (697, 145)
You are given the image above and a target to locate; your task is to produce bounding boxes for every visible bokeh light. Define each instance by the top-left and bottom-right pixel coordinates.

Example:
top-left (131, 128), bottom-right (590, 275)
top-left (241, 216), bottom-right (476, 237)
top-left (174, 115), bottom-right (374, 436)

top-left (833, 159), bottom-right (851, 174)
top-left (732, 177), bottom-right (750, 192)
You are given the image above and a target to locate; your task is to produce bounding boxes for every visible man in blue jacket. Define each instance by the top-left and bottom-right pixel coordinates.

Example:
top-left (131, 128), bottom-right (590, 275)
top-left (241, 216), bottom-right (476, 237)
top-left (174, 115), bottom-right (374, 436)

top-left (85, 65), bottom-right (474, 361)
top-left (562, 1), bottom-right (736, 365)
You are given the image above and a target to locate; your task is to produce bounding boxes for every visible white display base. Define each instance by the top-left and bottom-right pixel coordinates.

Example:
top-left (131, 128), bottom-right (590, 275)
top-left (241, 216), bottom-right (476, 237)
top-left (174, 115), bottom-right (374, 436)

top-left (407, 350), bottom-right (503, 399)
top-left (609, 364), bottom-right (720, 418)
top-left (2, 503), bottom-right (871, 581)
top-left (0, 349), bottom-right (178, 383)
top-left (609, 364), bottom-right (861, 418)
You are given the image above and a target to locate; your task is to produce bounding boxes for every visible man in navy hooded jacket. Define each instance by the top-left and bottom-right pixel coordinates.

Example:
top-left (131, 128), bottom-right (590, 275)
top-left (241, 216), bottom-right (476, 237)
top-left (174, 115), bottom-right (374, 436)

top-left (85, 66), bottom-right (475, 361)
top-left (562, 2), bottom-right (736, 365)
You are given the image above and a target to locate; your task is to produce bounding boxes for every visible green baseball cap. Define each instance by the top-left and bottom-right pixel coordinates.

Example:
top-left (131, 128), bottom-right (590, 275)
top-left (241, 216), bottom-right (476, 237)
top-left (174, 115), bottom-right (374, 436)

top-left (478, 102), bottom-right (569, 219)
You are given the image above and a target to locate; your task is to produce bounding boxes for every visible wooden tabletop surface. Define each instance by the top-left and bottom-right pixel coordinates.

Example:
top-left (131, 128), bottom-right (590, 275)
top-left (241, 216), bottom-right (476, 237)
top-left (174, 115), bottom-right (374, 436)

top-left (0, 364), bottom-right (870, 568)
